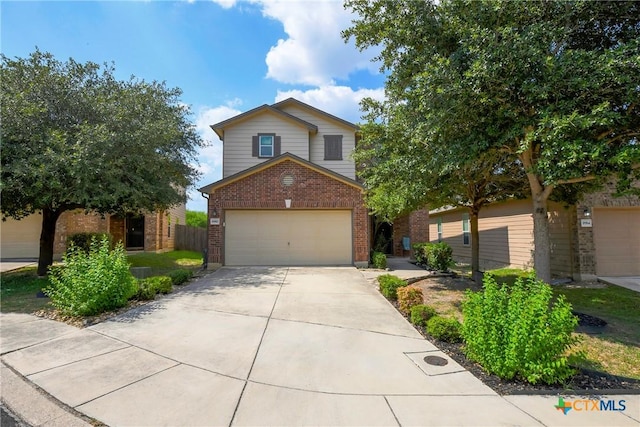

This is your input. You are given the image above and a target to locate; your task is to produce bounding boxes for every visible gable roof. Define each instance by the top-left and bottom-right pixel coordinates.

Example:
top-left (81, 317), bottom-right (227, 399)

top-left (210, 104), bottom-right (318, 140)
top-left (198, 152), bottom-right (364, 194)
top-left (272, 98), bottom-right (360, 131)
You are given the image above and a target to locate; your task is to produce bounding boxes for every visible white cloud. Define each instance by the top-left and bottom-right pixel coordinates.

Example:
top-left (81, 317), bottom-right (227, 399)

top-left (187, 103), bottom-right (242, 211)
top-left (254, 0), bottom-right (380, 86)
top-left (210, 0), bottom-right (237, 9)
top-left (275, 85), bottom-right (385, 123)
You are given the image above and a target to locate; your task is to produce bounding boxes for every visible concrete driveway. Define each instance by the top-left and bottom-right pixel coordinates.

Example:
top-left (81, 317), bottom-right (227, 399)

top-left (1, 267), bottom-right (639, 426)
top-left (0, 259), bottom-right (37, 273)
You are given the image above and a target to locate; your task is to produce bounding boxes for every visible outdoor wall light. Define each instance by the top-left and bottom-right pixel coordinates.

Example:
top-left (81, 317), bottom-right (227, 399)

top-left (212, 208), bottom-right (219, 217)
top-left (583, 207), bottom-right (591, 217)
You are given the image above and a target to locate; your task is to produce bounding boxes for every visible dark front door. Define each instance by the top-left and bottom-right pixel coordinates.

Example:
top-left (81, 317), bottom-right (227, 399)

top-left (126, 214), bottom-right (145, 249)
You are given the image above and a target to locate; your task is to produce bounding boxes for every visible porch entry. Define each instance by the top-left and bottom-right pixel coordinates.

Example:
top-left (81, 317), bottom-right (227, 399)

top-left (126, 214), bottom-right (145, 250)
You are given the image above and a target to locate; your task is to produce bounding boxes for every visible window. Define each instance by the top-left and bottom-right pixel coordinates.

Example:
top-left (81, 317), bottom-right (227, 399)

top-left (259, 135), bottom-right (274, 157)
top-left (437, 218), bottom-right (443, 242)
top-left (462, 213), bottom-right (470, 245)
top-left (252, 134), bottom-right (280, 158)
top-left (324, 135), bottom-right (343, 160)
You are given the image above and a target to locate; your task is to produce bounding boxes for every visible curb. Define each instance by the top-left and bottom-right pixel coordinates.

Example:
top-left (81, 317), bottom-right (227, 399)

top-left (0, 362), bottom-right (96, 427)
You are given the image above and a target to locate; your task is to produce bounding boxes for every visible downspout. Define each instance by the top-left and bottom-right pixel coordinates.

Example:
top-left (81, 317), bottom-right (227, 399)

top-left (201, 192), bottom-right (210, 269)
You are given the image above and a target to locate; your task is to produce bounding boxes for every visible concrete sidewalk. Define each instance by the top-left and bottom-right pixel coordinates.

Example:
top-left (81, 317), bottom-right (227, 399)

top-left (1, 266), bottom-right (639, 426)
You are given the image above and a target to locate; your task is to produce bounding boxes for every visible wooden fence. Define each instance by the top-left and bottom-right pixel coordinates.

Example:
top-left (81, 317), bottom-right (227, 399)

top-left (175, 224), bottom-right (207, 253)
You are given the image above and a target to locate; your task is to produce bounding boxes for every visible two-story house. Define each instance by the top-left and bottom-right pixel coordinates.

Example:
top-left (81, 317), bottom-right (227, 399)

top-left (198, 98), bottom-right (371, 267)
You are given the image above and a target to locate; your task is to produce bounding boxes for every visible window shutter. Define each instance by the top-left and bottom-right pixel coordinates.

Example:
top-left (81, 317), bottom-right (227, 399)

top-left (274, 136), bottom-right (281, 156)
top-left (324, 135), bottom-right (343, 160)
top-left (252, 135), bottom-right (259, 157)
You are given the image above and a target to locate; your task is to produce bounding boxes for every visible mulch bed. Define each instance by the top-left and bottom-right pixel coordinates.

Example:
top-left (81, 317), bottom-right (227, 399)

top-left (389, 280), bottom-right (640, 395)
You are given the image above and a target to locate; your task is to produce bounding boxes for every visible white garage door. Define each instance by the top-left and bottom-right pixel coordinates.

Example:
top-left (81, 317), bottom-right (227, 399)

top-left (1, 214), bottom-right (42, 259)
top-left (593, 208), bottom-right (640, 276)
top-left (225, 210), bottom-right (352, 266)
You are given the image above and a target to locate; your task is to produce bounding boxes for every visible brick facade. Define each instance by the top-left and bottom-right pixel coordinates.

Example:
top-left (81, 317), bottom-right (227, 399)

top-left (51, 208), bottom-right (183, 256)
top-left (205, 158), bottom-right (369, 266)
top-left (391, 209), bottom-right (430, 257)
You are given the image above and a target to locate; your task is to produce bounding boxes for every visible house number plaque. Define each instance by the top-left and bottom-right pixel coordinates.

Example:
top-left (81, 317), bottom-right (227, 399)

top-left (210, 218), bottom-right (221, 226)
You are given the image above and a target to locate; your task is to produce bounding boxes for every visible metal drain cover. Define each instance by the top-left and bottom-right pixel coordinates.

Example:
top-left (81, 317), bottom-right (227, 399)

top-left (424, 355), bottom-right (448, 366)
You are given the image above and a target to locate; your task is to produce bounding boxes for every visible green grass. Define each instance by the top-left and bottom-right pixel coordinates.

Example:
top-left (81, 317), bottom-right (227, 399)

top-left (484, 267), bottom-right (532, 286)
top-left (0, 267), bottom-right (51, 313)
top-left (127, 250), bottom-right (203, 275)
top-left (1, 250), bottom-right (203, 314)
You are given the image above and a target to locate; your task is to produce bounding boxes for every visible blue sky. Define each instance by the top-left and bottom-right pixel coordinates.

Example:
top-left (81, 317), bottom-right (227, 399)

top-left (1, 0), bottom-right (385, 212)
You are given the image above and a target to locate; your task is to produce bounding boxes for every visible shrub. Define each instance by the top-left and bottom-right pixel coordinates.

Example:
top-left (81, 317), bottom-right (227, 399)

top-left (134, 280), bottom-right (157, 301)
top-left (397, 285), bottom-right (424, 315)
top-left (145, 276), bottom-right (173, 294)
top-left (426, 242), bottom-right (453, 271)
top-left (45, 238), bottom-right (137, 316)
top-left (462, 274), bottom-right (578, 385)
top-left (378, 274), bottom-right (406, 300)
top-left (410, 304), bottom-right (437, 327)
top-left (67, 232), bottom-right (111, 253)
top-left (412, 242), bottom-right (453, 271)
top-left (426, 316), bottom-right (462, 342)
top-left (167, 269), bottom-right (193, 286)
top-left (371, 251), bottom-right (387, 269)
top-left (412, 243), bottom-right (429, 265)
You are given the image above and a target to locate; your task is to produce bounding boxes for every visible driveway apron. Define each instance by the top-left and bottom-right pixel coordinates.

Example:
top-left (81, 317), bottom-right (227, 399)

top-left (3, 267), bottom-right (636, 426)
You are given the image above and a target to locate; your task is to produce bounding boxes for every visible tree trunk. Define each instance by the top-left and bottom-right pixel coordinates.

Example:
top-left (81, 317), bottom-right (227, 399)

top-left (531, 192), bottom-right (552, 283)
top-left (37, 208), bottom-right (62, 276)
top-left (470, 207), bottom-right (483, 284)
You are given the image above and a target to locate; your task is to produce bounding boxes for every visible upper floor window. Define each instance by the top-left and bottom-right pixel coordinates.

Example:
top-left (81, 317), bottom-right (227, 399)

top-left (252, 133), bottom-right (280, 158)
top-left (324, 135), bottom-right (343, 160)
top-left (259, 135), bottom-right (273, 157)
top-left (462, 213), bottom-right (470, 245)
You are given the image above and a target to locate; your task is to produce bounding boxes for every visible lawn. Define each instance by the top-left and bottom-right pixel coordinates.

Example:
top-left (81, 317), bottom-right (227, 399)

top-left (0, 250), bottom-right (203, 314)
top-left (412, 266), bottom-right (640, 381)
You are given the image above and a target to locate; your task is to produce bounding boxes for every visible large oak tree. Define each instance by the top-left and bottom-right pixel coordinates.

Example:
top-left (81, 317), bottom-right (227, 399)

top-left (1, 50), bottom-right (204, 275)
top-left (345, 0), bottom-right (640, 281)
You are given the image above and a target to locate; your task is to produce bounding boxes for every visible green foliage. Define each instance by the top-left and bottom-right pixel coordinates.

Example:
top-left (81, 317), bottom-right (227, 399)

top-left (144, 276), bottom-right (173, 294)
top-left (44, 238), bottom-right (137, 316)
top-left (426, 316), bottom-right (462, 343)
top-left (1, 49), bottom-right (204, 274)
top-left (167, 269), bottom-right (193, 286)
top-left (377, 274), bottom-right (406, 300)
top-left (186, 211), bottom-right (207, 228)
top-left (134, 280), bottom-right (157, 301)
top-left (344, 0), bottom-right (640, 281)
top-left (67, 233), bottom-right (111, 253)
top-left (371, 251), bottom-right (387, 269)
top-left (413, 242), bottom-right (453, 271)
top-left (410, 304), bottom-right (437, 327)
top-left (462, 274), bottom-right (578, 384)
top-left (397, 285), bottom-right (424, 315)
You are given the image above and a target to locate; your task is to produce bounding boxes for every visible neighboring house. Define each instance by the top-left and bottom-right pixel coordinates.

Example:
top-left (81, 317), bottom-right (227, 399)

top-left (428, 179), bottom-right (640, 279)
top-left (198, 98), bottom-right (429, 267)
top-left (1, 205), bottom-right (186, 259)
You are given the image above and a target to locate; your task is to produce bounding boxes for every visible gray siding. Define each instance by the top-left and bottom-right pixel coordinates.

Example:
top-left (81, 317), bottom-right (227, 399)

top-left (222, 114), bottom-right (310, 178)
top-left (278, 105), bottom-right (356, 179)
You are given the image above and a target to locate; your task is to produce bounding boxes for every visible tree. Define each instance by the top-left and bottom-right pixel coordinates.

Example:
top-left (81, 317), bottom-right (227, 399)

top-left (353, 100), bottom-right (527, 281)
top-left (345, 0), bottom-right (640, 281)
top-left (186, 210), bottom-right (208, 228)
top-left (1, 50), bottom-right (204, 275)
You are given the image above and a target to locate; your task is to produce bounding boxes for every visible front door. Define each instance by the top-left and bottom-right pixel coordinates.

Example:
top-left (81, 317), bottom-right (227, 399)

top-left (126, 214), bottom-right (145, 250)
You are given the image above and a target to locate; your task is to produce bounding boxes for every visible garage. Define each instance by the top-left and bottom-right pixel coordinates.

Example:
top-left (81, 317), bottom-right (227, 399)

top-left (593, 207), bottom-right (640, 276)
top-left (225, 210), bottom-right (352, 266)
top-left (1, 214), bottom-right (42, 259)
